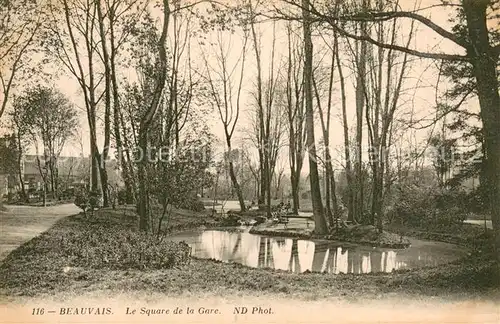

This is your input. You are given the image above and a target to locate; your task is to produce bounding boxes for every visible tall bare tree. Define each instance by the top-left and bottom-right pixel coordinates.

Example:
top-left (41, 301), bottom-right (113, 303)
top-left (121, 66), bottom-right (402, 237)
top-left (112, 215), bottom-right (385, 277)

top-left (293, 0), bottom-right (499, 254)
top-left (45, 0), bottom-right (111, 205)
top-left (334, 33), bottom-right (355, 223)
top-left (199, 18), bottom-right (248, 212)
top-left (312, 41), bottom-right (339, 227)
top-left (285, 22), bottom-right (306, 215)
top-left (362, 0), bottom-right (415, 232)
top-left (302, 0), bottom-right (328, 234)
top-left (247, 2), bottom-right (285, 216)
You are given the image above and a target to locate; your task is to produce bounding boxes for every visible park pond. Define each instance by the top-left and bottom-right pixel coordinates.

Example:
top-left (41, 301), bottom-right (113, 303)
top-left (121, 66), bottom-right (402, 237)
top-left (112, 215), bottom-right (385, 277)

top-left (168, 228), bottom-right (470, 274)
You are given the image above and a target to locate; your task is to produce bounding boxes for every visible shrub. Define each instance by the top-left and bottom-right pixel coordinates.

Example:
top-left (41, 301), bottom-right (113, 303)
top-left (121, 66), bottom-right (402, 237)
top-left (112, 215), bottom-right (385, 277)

top-left (74, 190), bottom-right (89, 213)
top-left (7, 192), bottom-right (18, 203)
top-left (60, 188), bottom-right (75, 200)
top-left (88, 190), bottom-right (102, 208)
top-left (117, 189), bottom-right (129, 205)
top-left (56, 225), bottom-right (191, 270)
top-left (176, 197), bottom-right (205, 212)
top-left (389, 185), bottom-right (469, 228)
top-left (220, 213), bottom-right (241, 226)
top-left (254, 216), bottom-right (267, 225)
top-left (74, 189), bottom-right (102, 215)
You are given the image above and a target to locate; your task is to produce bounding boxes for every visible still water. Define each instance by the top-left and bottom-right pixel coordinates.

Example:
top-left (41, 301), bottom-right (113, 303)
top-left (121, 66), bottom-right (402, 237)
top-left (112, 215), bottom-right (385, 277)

top-left (169, 228), bottom-right (470, 274)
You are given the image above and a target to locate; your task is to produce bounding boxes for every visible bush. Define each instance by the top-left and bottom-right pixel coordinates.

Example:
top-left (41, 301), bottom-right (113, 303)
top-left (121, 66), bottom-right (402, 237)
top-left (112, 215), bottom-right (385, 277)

top-left (176, 197), bottom-right (205, 212)
top-left (60, 188), bottom-right (75, 200)
top-left (220, 213), bottom-right (241, 226)
top-left (389, 185), bottom-right (469, 228)
top-left (74, 191), bottom-right (89, 212)
top-left (74, 189), bottom-right (102, 214)
top-left (254, 216), bottom-right (267, 225)
top-left (56, 226), bottom-right (191, 270)
top-left (7, 192), bottom-right (19, 203)
top-left (117, 188), bottom-right (134, 205)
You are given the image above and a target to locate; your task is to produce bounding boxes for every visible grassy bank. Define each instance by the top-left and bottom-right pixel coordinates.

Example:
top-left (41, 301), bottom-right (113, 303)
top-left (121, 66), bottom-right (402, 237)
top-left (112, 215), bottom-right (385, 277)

top-left (250, 224), bottom-right (411, 248)
top-left (387, 223), bottom-right (494, 249)
top-left (0, 206), bottom-right (499, 302)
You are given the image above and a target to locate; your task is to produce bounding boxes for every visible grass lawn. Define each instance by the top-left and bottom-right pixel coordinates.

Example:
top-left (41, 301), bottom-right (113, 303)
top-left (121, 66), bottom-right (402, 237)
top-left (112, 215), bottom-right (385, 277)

top-left (0, 206), bottom-right (499, 304)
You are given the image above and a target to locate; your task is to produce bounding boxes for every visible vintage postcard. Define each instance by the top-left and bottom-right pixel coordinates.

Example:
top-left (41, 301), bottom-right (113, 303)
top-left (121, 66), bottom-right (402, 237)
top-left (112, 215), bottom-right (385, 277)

top-left (0, 0), bottom-right (499, 323)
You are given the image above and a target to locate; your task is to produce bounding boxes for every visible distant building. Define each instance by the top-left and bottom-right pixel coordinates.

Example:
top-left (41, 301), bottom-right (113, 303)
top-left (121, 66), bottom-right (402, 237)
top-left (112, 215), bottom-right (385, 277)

top-left (18, 155), bottom-right (122, 192)
top-left (0, 135), bottom-right (123, 197)
top-left (19, 155), bottom-right (92, 192)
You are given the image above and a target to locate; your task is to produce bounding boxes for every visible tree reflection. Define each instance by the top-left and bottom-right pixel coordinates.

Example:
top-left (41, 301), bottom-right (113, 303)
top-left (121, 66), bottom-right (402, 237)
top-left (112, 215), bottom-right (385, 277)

top-left (288, 239), bottom-right (301, 273)
top-left (182, 230), bottom-right (466, 274)
top-left (266, 238), bottom-right (274, 268)
top-left (311, 242), bottom-right (329, 272)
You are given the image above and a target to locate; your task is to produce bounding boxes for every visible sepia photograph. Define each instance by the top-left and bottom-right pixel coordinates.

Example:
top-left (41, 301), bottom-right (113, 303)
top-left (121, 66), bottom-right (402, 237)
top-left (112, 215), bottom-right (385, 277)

top-left (0, 0), bottom-right (499, 323)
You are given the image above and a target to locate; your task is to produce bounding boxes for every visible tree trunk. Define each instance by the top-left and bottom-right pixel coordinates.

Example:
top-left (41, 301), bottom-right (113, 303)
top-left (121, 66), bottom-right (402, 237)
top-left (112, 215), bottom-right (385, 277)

top-left (463, 0), bottom-right (500, 258)
top-left (353, 0), bottom-right (370, 224)
top-left (49, 160), bottom-right (55, 194)
top-left (90, 138), bottom-right (99, 193)
top-left (312, 61), bottom-right (335, 228)
top-left (119, 107), bottom-right (137, 203)
top-left (285, 23), bottom-right (304, 216)
top-left (16, 136), bottom-right (27, 202)
top-left (53, 164), bottom-right (59, 199)
top-left (42, 185), bottom-right (46, 207)
top-left (107, 4), bottom-right (133, 205)
top-left (290, 171), bottom-right (300, 214)
top-left (335, 36), bottom-right (355, 223)
top-left (228, 158), bottom-right (246, 212)
top-left (137, 0), bottom-right (170, 232)
top-left (137, 133), bottom-right (151, 231)
top-left (250, 3), bottom-right (267, 215)
top-left (329, 168), bottom-right (339, 218)
top-left (0, 175), bottom-right (5, 209)
top-left (324, 164), bottom-right (332, 223)
top-left (355, 46), bottom-right (366, 224)
top-left (302, 0), bottom-right (327, 234)
top-left (372, 167), bottom-right (384, 232)
top-left (98, 156), bottom-right (109, 207)
top-left (266, 158), bottom-right (272, 216)
top-left (259, 150), bottom-right (266, 208)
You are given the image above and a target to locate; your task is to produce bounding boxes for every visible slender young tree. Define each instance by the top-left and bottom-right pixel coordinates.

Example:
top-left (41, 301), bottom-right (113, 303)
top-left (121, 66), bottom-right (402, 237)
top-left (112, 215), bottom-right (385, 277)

top-left (136, 0), bottom-right (170, 232)
top-left (199, 13), bottom-right (249, 212)
top-left (302, 0), bottom-right (328, 234)
top-left (334, 33), bottom-right (355, 224)
top-left (362, 0), bottom-right (415, 232)
top-left (285, 22), bottom-right (306, 214)
top-left (312, 44), bottom-right (339, 228)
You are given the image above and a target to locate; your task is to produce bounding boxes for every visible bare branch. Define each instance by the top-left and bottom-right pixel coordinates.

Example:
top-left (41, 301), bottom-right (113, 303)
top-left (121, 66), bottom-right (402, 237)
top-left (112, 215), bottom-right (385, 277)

top-left (280, 0), bottom-right (470, 62)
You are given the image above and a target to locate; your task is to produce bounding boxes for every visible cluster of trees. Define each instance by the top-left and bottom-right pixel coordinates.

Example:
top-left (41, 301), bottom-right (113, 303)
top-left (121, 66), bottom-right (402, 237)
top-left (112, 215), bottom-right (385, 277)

top-left (298, 0), bottom-right (499, 241)
top-left (1, 0), bottom-right (498, 255)
top-left (197, 0), bottom-right (499, 241)
top-left (2, 87), bottom-right (78, 205)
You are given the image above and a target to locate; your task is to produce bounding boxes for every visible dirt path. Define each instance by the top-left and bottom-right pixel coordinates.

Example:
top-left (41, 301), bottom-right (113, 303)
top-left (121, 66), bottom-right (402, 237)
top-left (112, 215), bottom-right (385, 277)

top-left (0, 203), bottom-right (80, 261)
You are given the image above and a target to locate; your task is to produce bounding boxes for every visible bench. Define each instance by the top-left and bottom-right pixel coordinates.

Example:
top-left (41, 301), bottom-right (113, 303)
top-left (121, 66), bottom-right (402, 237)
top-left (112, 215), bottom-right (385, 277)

top-left (272, 213), bottom-right (314, 229)
top-left (283, 215), bottom-right (314, 228)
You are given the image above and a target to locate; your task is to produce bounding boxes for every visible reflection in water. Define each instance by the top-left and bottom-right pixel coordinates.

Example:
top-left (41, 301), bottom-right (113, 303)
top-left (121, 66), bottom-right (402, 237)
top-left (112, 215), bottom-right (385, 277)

top-left (172, 230), bottom-right (468, 274)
